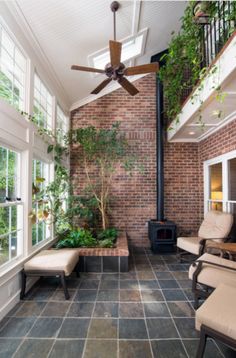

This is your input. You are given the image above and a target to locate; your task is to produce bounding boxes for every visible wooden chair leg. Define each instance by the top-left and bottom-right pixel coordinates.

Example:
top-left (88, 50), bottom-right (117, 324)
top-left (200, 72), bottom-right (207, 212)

top-left (196, 328), bottom-right (208, 358)
top-left (60, 272), bottom-right (70, 300)
top-left (20, 270), bottom-right (26, 300)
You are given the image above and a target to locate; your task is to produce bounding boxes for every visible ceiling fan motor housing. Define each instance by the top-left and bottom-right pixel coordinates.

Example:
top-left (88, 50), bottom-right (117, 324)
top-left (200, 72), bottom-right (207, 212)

top-left (105, 62), bottom-right (125, 80)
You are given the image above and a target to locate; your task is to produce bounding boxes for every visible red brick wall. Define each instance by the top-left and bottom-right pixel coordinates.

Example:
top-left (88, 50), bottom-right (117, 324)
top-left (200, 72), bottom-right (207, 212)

top-left (70, 74), bottom-right (157, 246)
top-left (164, 142), bottom-right (200, 235)
top-left (70, 72), bottom-right (236, 246)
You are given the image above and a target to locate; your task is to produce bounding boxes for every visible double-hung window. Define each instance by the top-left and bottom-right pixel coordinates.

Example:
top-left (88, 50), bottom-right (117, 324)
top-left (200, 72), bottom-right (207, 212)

top-left (0, 22), bottom-right (26, 111)
top-left (32, 159), bottom-right (51, 246)
top-left (204, 150), bottom-right (236, 221)
top-left (0, 145), bottom-right (22, 269)
top-left (33, 73), bottom-right (52, 130)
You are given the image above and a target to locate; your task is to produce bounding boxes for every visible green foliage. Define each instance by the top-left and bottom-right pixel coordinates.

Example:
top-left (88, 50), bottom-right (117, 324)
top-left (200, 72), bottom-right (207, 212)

top-left (55, 228), bottom-right (97, 248)
top-left (159, 1), bottom-right (236, 123)
top-left (97, 227), bottom-right (118, 241)
top-left (159, 2), bottom-right (202, 121)
top-left (0, 70), bottom-right (20, 110)
top-left (69, 122), bottom-right (138, 229)
top-left (69, 195), bottom-right (100, 229)
top-left (97, 238), bottom-right (114, 248)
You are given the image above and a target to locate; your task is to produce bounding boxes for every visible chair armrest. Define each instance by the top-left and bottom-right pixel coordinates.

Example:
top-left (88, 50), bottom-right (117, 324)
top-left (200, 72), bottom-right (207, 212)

top-left (191, 257), bottom-right (236, 290)
top-left (193, 259), bottom-right (236, 272)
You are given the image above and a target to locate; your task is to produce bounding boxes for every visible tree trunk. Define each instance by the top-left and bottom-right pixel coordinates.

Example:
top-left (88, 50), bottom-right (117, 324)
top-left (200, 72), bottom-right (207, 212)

top-left (100, 201), bottom-right (108, 230)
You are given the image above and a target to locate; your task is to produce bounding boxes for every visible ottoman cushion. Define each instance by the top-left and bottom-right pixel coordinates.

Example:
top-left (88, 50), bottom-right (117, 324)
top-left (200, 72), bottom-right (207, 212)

top-left (195, 283), bottom-right (236, 340)
top-left (24, 249), bottom-right (79, 276)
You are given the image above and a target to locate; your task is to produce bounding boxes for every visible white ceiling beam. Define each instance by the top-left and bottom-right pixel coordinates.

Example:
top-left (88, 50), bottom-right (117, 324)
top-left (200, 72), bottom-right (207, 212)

top-left (186, 123), bottom-right (218, 127)
top-left (130, 0), bottom-right (142, 67)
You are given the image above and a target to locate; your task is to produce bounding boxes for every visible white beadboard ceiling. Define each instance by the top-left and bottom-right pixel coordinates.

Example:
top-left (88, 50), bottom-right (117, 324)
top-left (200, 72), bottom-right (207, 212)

top-left (9, 0), bottom-right (187, 109)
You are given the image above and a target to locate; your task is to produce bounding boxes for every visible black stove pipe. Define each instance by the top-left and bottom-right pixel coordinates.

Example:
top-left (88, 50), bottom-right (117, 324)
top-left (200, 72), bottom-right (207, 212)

top-left (151, 50), bottom-right (167, 222)
top-left (156, 76), bottom-right (164, 221)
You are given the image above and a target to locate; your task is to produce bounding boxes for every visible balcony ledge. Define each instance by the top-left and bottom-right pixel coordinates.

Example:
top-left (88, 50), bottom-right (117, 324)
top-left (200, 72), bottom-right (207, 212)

top-left (168, 31), bottom-right (236, 143)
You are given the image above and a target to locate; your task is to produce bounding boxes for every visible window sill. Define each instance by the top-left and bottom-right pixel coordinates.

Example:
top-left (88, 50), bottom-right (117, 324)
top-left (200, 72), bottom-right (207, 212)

top-left (0, 236), bottom-right (57, 286)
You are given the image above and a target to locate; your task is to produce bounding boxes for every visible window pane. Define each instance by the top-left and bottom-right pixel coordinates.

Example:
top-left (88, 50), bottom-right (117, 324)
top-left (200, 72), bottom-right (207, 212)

top-left (0, 146), bottom-right (18, 202)
top-left (0, 23), bottom-right (26, 111)
top-left (210, 162), bottom-right (222, 198)
top-left (0, 235), bottom-right (9, 266)
top-left (209, 162), bottom-right (222, 211)
top-left (0, 205), bottom-right (22, 266)
top-left (0, 144), bottom-right (22, 269)
top-left (33, 74), bottom-right (52, 131)
top-left (32, 159), bottom-right (50, 246)
top-left (229, 158), bottom-right (236, 201)
top-left (0, 206), bottom-right (9, 236)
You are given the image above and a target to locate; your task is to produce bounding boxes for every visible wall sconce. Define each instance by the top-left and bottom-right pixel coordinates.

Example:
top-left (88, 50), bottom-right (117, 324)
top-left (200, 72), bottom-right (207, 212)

top-left (211, 191), bottom-right (223, 210)
top-left (211, 191), bottom-right (223, 201)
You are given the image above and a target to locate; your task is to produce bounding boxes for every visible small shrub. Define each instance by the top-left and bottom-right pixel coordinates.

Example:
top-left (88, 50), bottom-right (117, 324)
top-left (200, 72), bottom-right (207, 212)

top-left (55, 228), bottom-right (96, 249)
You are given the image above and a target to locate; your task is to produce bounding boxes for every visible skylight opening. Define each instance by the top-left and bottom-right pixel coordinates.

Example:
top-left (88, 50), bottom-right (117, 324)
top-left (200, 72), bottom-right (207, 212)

top-left (88, 28), bottom-right (148, 71)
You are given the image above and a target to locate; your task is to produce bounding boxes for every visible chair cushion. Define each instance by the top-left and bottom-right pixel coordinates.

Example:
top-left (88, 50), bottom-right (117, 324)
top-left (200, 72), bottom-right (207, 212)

top-left (24, 249), bottom-right (79, 276)
top-left (189, 253), bottom-right (236, 288)
top-left (177, 237), bottom-right (203, 255)
top-left (198, 210), bottom-right (233, 239)
top-left (195, 283), bottom-right (236, 340)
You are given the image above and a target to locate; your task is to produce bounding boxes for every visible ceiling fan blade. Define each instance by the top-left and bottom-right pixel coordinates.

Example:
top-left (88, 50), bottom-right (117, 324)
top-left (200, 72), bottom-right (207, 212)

top-left (109, 40), bottom-right (122, 67)
top-left (71, 65), bottom-right (105, 74)
top-left (91, 78), bottom-right (112, 94)
top-left (118, 77), bottom-right (139, 96)
top-left (124, 63), bottom-right (159, 76)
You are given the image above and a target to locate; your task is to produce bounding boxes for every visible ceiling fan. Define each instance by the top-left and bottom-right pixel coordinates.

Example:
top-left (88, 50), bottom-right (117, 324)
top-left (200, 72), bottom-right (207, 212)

top-left (71, 1), bottom-right (158, 96)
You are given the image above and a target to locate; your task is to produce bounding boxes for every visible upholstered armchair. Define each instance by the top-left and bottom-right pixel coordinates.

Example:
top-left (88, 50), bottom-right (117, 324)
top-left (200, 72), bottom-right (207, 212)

top-left (177, 210), bottom-right (233, 262)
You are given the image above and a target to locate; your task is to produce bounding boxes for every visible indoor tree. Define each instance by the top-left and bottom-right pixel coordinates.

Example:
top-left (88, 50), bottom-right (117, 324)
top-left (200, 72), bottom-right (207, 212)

top-left (70, 122), bottom-right (138, 230)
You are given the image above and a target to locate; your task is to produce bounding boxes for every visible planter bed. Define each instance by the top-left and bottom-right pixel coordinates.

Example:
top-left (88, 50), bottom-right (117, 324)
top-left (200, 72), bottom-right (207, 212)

top-left (76, 233), bottom-right (129, 272)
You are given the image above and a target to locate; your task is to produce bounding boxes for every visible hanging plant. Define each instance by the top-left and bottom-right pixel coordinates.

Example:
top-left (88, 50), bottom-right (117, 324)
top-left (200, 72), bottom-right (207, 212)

top-left (159, 0), bottom-right (235, 125)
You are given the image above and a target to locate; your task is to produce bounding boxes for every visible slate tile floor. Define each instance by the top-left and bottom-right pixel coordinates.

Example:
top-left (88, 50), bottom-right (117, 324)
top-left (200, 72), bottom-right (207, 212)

top-left (0, 247), bottom-right (235, 358)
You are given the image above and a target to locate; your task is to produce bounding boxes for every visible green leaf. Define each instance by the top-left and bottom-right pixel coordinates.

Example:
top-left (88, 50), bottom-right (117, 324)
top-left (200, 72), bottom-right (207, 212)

top-left (47, 144), bottom-right (54, 153)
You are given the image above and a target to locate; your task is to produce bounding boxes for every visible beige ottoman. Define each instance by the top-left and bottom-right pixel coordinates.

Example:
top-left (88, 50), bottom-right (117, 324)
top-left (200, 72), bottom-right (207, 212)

top-left (21, 249), bottom-right (79, 300)
top-left (195, 283), bottom-right (236, 357)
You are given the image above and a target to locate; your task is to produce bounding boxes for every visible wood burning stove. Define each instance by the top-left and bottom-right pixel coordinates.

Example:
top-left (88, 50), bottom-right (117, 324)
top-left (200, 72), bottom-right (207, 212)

top-left (148, 50), bottom-right (177, 253)
top-left (148, 220), bottom-right (176, 253)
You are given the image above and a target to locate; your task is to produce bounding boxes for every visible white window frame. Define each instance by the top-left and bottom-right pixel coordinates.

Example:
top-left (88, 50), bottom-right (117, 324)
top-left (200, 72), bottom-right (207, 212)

top-left (31, 158), bottom-right (51, 247)
top-left (0, 18), bottom-right (27, 112)
top-left (0, 11), bottom-right (69, 280)
top-left (33, 72), bottom-right (53, 131)
top-left (204, 149), bottom-right (236, 214)
top-left (0, 144), bottom-right (23, 271)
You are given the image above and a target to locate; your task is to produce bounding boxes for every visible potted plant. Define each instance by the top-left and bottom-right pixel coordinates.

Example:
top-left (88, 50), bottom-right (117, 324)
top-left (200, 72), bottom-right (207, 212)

top-left (193, 1), bottom-right (211, 19)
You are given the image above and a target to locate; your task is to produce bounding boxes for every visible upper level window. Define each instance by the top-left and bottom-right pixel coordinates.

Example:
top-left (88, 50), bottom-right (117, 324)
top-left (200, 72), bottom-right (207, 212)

top-left (0, 145), bottom-right (23, 269)
top-left (204, 150), bottom-right (236, 222)
top-left (0, 23), bottom-right (26, 111)
top-left (33, 73), bottom-right (52, 130)
top-left (209, 162), bottom-right (223, 211)
top-left (56, 105), bottom-right (68, 145)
